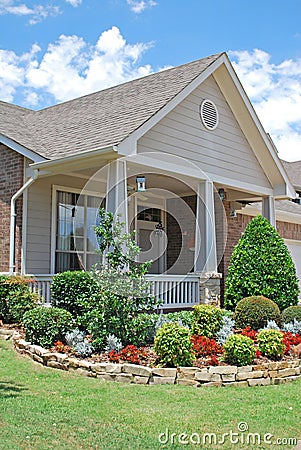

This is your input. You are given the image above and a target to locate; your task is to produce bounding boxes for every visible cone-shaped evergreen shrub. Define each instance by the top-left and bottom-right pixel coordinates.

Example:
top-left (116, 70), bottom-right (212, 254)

top-left (225, 215), bottom-right (299, 311)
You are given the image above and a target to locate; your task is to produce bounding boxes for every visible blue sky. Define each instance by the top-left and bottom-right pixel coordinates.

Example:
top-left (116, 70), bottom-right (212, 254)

top-left (0, 0), bottom-right (301, 161)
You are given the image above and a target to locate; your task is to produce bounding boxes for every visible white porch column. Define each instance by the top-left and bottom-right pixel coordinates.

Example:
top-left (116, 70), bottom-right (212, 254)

top-left (262, 196), bottom-right (276, 227)
top-left (106, 159), bottom-right (128, 232)
top-left (194, 180), bottom-right (217, 273)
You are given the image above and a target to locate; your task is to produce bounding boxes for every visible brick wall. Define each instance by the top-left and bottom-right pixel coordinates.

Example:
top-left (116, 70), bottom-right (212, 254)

top-left (0, 145), bottom-right (24, 272)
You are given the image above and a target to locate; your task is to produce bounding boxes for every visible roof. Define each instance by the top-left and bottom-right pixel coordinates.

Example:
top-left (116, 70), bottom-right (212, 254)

top-left (0, 53), bottom-right (222, 160)
top-left (282, 160), bottom-right (301, 190)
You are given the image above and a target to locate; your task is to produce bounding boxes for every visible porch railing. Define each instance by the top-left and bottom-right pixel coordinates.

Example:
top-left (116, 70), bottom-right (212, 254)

top-left (28, 273), bottom-right (200, 309)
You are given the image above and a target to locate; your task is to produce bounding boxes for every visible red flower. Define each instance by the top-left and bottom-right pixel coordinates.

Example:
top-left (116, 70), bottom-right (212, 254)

top-left (191, 335), bottom-right (223, 358)
top-left (282, 332), bottom-right (301, 355)
top-left (240, 327), bottom-right (258, 342)
top-left (108, 350), bottom-right (120, 363)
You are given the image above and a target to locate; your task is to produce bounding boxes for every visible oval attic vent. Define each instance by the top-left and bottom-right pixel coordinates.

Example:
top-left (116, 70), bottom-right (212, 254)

top-left (200, 99), bottom-right (219, 130)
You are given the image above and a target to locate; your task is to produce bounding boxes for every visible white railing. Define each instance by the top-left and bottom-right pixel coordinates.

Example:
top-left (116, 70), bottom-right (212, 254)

top-left (28, 273), bottom-right (200, 309)
top-left (146, 274), bottom-right (200, 309)
top-left (28, 275), bottom-right (54, 305)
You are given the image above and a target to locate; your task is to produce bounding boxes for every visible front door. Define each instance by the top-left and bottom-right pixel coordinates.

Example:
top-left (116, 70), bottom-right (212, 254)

top-left (136, 207), bottom-right (166, 274)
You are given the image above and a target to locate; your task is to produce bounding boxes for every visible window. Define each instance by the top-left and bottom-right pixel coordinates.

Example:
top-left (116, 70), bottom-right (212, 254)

top-left (54, 189), bottom-right (102, 273)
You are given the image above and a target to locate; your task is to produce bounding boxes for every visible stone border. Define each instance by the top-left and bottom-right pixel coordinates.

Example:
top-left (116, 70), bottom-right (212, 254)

top-left (1, 330), bottom-right (300, 387)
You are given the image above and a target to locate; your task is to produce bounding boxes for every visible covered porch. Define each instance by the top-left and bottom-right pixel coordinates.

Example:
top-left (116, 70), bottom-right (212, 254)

top-left (21, 152), bottom-right (277, 309)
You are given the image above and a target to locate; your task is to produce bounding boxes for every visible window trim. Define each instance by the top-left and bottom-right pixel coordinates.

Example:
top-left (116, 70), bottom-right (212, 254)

top-left (51, 185), bottom-right (104, 274)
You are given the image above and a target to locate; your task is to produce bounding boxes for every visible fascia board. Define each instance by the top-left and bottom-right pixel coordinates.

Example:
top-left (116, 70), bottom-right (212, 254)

top-left (0, 133), bottom-right (46, 163)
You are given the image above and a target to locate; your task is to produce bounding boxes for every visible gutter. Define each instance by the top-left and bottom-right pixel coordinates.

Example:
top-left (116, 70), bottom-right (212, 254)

top-left (9, 171), bottom-right (38, 275)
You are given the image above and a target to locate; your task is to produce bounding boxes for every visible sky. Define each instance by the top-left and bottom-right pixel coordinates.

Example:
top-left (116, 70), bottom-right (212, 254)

top-left (0, 1), bottom-right (301, 162)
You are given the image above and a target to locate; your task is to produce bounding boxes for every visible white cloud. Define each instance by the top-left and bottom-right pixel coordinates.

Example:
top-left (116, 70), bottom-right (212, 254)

top-left (65, 0), bottom-right (82, 6)
top-left (230, 49), bottom-right (301, 162)
top-left (126, 0), bottom-right (157, 14)
top-left (0, 27), bottom-right (153, 106)
top-left (0, 0), bottom-right (60, 24)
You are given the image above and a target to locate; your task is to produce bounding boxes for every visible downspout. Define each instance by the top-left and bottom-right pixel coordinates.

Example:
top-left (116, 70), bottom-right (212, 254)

top-left (9, 171), bottom-right (38, 275)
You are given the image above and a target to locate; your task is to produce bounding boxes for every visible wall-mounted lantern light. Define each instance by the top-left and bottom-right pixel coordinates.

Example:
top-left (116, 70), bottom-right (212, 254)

top-left (218, 188), bottom-right (225, 201)
top-left (136, 176), bottom-right (146, 192)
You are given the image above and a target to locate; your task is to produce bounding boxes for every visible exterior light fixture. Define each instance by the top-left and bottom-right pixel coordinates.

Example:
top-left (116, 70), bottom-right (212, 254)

top-left (136, 176), bottom-right (146, 192)
top-left (155, 221), bottom-right (164, 235)
top-left (218, 188), bottom-right (225, 201)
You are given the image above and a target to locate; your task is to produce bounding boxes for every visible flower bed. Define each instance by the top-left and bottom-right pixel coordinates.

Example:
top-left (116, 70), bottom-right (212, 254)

top-left (1, 329), bottom-right (300, 388)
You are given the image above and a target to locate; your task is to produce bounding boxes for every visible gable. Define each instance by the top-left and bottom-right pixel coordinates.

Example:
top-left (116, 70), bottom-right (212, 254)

top-left (137, 75), bottom-right (272, 192)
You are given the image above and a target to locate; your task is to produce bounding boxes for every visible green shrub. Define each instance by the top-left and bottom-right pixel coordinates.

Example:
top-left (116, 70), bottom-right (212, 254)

top-left (223, 334), bottom-right (256, 366)
top-left (51, 271), bottom-right (100, 319)
top-left (225, 215), bottom-right (300, 311)
top-left (191, 305), bottom-right (224, 338)
top-left (22, 307), bottom-right (74, 348)
top-left (154, 322), bottom-right (195, 367)
top-left (0, 275), bottom-right (39, 323)
top-left (257, 329), bottom-right (285, 360)
top-left (234, 296), bottom-right (281, 330)
top-left (129, 313), bottom-right (158, 347)
top-left (282, 306), bottom-right (301, 324)
top-left (165, 310), bottom-right (193, 329)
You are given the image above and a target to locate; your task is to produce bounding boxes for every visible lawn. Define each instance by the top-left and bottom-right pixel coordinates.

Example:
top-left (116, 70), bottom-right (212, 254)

top-left (0, 338), bottom-right (300, 450)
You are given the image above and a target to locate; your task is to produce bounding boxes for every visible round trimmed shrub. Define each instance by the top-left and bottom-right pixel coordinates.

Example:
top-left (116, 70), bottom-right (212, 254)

top-left (225, 215), bottom-right (300, 311)
top-left (191, 305), bottom-right (224, 338)
top-left (282, 306), bottom-right (301, 324)
top-left (22, 306), bottom-right (74, 348)
top-left (51, 271), bottom-right (100, 319)
top-left (234, 296), bottom-right (281, 331)
top-left (154, 322), bottom-right (195, 367)
top-left (257, 329), bottom-right (285, 360)
top-left (223, 334), bottom-right (256, 366)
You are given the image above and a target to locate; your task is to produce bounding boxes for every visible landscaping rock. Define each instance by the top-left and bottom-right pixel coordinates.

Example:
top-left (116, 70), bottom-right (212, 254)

top-left (223, 381), bottom-right (248, 387)
top-left (133, 376), bottom-right (150, 384)
top-left (15, 339), bottom-right (30, 349)
top-left (195, 371), bottom-right (212, 382)
top-left (200, 381), bottom-right (222, 388)
top-left (236, 370), bottom-right (263, 381)
top-left (152, 376), bottom-right (175, 385)
top-left (237, 366), bottom-right (253, 373)
top-left (177, 379), bottom-right (199, 387)
top-left (248, 378), bottom-right (271, 387)
top-left (152, 368), bottom-right (177, 377)
top-left (91, 363), bottom-right (107, 373)
top-left (122, 363), bottom-right (152, 377)
top-left (221, 373), bottom-right (236, 382)
top-left (273, 376), bottom-right (300, 385)
top-left (97, 373), bottom-right (116, 382)
top-left (209, 366), bottom-right (237, 375)
top-left (78, 360), bottom-right (91, 370)
top-left (115, 374), bottom-right (133, 383)
top-left (68, 358), bottom-right (80, 369)
top-left (277, 368), bottom-right (297, 378)
top-left (105, 363), bottom-right (122, 374)
top-left (47, 361), bottom-right (68, 370)
top-left (32, 354), bottom-right (44, 364)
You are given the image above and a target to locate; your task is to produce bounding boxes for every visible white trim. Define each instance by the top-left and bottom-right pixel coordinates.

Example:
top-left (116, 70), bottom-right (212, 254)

top-left (21, 159), bottom-right (28, 275)
top-left (239, 203), bottom-right (301, 225)
top-left (30, 145), bottom-right (117, 170)
top-left (0, 134), bottom-right (46, 163)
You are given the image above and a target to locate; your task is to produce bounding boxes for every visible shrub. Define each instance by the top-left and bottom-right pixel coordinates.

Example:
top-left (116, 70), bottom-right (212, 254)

top-left (225, 215), bottom-right (300, 311)
top-left (51, 271), bottom-right (100, 319)
top-left (191, 305), bottom-right (224, 338)
top-left (234, 296), bottom-right (281, 330)
top-left (0, 275), bottom-right (39, 323)
top-left (154, 322), bottom-right (195, 367)
top-left (128, 313), bottom-right (158, 347)
top-left (257, 329), bottom-right (285, 360)
top-left (223, 334), bottom-right (256, 366)
top-left (22, 307), bottom-right (74, 348)
top-left (282, 306), bottom-right (301, 324)
top-left (191, 335), bottom-right (223, 357)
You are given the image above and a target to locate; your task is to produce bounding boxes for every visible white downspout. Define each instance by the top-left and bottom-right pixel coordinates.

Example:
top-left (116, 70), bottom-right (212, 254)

top-left (9, 171), bottom-right (38, 275)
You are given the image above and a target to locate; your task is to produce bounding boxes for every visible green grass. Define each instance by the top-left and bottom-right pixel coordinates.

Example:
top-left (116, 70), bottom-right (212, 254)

top-left (0, 339), bottom-right (300, 450)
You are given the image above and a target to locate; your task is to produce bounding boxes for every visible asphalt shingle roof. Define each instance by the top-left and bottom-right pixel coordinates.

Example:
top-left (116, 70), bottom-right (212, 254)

top-left (0, 53), bottom-right (222, 160)
top-left (282, 160), bottom-right (301, 190)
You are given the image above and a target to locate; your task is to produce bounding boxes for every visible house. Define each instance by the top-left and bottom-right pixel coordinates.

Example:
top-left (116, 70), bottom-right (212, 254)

top-left (0, 52), bottom-right (299, 308)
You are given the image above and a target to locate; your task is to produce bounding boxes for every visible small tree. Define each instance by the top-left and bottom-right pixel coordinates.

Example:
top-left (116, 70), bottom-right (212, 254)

top-left (80, 209), bottom-right (161, 348)
top-left (225, 215), bottom-right (299, 311)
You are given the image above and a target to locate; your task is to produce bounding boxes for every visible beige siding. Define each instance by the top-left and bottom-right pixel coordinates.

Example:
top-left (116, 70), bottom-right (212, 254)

top-left (26, 175), bottom-right (86, 274)
top-left (138, 75), bottom-right (271, 190)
